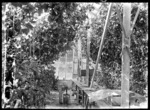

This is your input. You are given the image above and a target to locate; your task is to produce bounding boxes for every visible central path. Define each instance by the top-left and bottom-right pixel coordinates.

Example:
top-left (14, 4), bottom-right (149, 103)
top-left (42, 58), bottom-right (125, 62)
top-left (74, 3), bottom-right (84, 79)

top-left (44, 90), bottom-right (148, 109)
top-left (45, 90), bottom-right (84, 109)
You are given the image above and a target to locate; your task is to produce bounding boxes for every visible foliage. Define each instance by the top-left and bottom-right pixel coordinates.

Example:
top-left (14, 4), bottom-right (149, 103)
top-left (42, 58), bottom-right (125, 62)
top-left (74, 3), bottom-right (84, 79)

top-left (2, 2), bottom-right (87, 108)
top-left (101, 3), bottom-right (147, 95)
top-left (11, 59), bottom-right (57, 108)
top-left (78, 3), bottom-right (148, 95)
top-left (130, 3), bottom-right (148, 95)
top-left (2, 2), bottom-right (148, 108)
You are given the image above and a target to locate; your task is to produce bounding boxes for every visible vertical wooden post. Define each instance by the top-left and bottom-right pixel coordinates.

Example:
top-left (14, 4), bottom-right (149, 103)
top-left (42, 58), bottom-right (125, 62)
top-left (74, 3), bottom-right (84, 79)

top-left (58, 58), bottom-right (60, 79)
top-left (58, 85), bottom-right (63, 104)
top-left (78, 37), bottom-right (81, 81)
top-left (72, 48), bottom-right (74, 78)
top-left (121, 3), bottom-right (131, 108)
top-left (76, 86), bottom-right (79, 103)
top-left (65, 54), bottom-right (67, 79)
top-left (86, 26), bottom-right (91, 86)
top-left (86, 10), bottom-right (92, 86)
top-left (82, 91), bottom-right (84, 106)
top-left (90, 3), bottom-right (112, 88)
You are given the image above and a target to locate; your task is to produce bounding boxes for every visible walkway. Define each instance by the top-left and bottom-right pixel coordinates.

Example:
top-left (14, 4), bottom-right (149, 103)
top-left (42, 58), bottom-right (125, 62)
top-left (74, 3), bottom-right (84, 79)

top-left (37, 90), bottom-right (147, 109)
top-left (44, 90), bottom-right (84, 109)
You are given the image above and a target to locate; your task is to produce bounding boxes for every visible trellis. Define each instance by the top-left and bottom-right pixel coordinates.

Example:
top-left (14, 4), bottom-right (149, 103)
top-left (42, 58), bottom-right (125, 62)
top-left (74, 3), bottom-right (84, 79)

top-left (71, 3), bottom-right (143, 109)
top-left (3, 3), bottom-right (145, 109)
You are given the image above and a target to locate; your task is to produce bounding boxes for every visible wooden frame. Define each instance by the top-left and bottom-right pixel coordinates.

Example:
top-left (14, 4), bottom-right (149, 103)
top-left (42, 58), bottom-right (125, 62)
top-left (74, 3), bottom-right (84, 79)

top-left (121, 4), bottom-right (131, 107)
top-left (90, 3), bottom-right (113, 88)
top-left (78, 37), bottom-right (82, 81)
top-left (71, 3), bottom-right (142, 109)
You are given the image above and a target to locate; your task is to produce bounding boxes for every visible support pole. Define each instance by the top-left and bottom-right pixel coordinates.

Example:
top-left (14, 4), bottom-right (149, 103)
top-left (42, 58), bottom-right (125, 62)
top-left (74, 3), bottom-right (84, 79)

top-left (86, 20), bottom-right (91, 86)
top-left (131, 3), bottom-right (142, 32)
top-left (72, 47), bottom-right (74, 78)
top-left (90, 3), bottom-right (112, 88)
top-left (65, 54), bottom-right (67, 79)
top-left (121, 3), bottom-right (131, 108)
top-left (78, 37), bottom-right (81, 81)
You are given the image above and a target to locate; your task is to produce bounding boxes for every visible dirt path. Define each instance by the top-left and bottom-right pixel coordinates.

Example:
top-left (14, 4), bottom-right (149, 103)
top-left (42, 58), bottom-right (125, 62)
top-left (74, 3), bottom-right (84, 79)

top-left (44, 90), bottom-right (148, 109)
top-left (45, 90), bottom-right (84, 109)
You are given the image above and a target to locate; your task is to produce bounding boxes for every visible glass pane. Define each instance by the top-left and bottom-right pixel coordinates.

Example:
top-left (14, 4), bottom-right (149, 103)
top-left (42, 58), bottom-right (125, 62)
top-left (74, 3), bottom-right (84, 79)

top-left (73, 62), bottom-right (78, 74)
top-left (65, 64), bottom-right (73, 79)
top-left (58, 66), bottom-right (66, 79)
top-left (60, 56), bottom-right (66, 63)
top-left (67, 50), bottom-right (73, 62)
top-left (74, 49), bottom-right (78, 58)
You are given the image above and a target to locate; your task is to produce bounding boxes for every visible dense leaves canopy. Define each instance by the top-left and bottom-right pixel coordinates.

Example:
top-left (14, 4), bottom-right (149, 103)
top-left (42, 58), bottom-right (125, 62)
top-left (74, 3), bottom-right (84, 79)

top-left (2, 2), bottom-right (87, 108)
top-left (81, 3), bottom-right (148, 95)
top-left (2, 2), bottom-right (148, 108)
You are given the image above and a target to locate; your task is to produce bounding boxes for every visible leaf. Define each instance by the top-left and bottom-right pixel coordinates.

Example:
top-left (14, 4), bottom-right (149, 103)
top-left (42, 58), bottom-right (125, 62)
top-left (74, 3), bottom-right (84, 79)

top-left (11, 3), bottom-right (23, 7)
top-left (22, 59), bottom-right (29, 64)
top-left (38, 7), bottom-right (43, 16)
top-left (42, 3), bottom-right (50, 12)
top-left (25, 22), bottom-right (33, 29)
top-left (30, 20), bottom-right (36, 24)
top-left (11, 2), bottom-right (29, 7)
top-left (22, 28), bottom-right (29, 35)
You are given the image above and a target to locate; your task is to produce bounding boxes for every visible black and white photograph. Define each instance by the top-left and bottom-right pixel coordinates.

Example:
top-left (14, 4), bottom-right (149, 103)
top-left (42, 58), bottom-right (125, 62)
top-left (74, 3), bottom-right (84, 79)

top-left (2, 2), bottom-right (148, 109)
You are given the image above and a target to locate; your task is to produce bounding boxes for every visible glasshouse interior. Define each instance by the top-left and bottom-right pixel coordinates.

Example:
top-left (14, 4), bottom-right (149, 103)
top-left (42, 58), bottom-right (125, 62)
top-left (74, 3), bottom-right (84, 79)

top-left (2, 2), bottom-right (148, 109)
